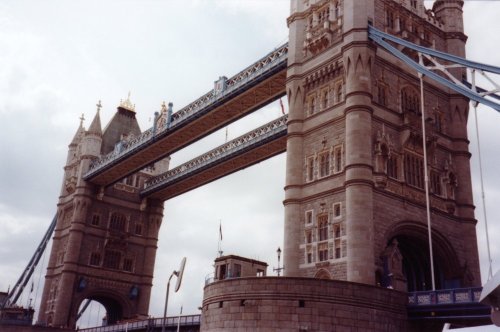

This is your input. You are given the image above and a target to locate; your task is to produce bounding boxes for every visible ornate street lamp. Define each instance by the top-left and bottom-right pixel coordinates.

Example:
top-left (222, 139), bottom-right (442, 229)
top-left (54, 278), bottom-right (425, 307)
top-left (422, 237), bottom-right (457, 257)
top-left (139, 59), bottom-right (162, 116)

top-left (273, 247), bottom-right (284, 277)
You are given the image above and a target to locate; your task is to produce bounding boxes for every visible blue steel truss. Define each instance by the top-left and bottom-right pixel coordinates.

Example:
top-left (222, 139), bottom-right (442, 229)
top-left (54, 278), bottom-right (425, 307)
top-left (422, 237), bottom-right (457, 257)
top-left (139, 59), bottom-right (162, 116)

top-left (368, 26), bottom-right (500, 112)
top-left (3, 215), bottom-right (57, 308)
top-left (141, 115), bottom-right (288, 197)
top-left (84, 43), bottom-right (288, 179)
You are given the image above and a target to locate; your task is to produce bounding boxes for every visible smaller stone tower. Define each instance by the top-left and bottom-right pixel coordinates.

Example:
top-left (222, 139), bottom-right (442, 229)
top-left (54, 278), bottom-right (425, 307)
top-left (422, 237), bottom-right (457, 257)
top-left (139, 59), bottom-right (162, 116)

top-left (38, 97), bottom-right (170, 328)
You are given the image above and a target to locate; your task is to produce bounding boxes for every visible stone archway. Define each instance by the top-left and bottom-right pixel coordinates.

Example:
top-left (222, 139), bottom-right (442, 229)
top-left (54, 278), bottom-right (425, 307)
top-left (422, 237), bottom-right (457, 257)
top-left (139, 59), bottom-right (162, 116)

top-left (71, 289), bottom-right (132, 328)
top-left (314, 268), bottom-right (332, 279)
top-left (381, 221), bottom-right (462, 292)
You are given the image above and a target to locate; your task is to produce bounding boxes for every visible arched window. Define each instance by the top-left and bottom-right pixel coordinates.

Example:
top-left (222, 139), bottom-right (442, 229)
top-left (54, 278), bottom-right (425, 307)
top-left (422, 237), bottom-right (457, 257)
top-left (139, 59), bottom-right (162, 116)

top-left (109, 213), bottom-right (126, 232)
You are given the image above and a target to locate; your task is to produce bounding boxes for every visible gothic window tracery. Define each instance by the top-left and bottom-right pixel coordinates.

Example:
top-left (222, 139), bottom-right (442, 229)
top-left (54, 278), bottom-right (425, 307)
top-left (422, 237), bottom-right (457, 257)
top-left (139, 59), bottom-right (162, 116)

top-left (109, 212), bottom-right (126, 232)
top-left (318, 243), bottom-right (328, 262)
top-left (404, 153), bottom-right (424, 189)
top-left (89, 252), bottom-right (101, 266)
top-left (318, 214), bottom-right (328, 241)
top-left (401, 87), bottom-right (420, 113)
top-left (103, 250), bottom-right (122, 270)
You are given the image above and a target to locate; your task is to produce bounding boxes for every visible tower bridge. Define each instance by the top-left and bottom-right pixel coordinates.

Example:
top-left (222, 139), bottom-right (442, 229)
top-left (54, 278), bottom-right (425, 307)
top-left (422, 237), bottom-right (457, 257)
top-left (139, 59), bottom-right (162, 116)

top-left (84, 43), bottom-right (288, 186)
top-left (2, 0), bottom-right (499, 331)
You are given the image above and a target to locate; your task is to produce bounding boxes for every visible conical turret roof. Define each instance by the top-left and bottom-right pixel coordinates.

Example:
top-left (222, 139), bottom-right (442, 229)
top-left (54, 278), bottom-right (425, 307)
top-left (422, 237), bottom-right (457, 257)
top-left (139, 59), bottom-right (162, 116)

top-left (87, 101), bottom-right (102, 135)
top-left (69, 114), bottom-right (85, 146)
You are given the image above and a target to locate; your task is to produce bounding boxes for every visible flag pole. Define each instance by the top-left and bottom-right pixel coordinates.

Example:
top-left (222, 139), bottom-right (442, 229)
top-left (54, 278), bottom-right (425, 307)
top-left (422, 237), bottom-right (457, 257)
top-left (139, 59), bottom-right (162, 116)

top-left (217, 220), bottom-right (223, 257)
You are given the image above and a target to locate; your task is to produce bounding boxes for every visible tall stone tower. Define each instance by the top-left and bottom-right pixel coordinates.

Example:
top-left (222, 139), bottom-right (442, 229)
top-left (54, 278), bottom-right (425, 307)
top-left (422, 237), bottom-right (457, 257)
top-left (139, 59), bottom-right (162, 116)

top-left (38, 98), bottom-right (170, 328)
top-left (284, 0), bottom-right (480, 291)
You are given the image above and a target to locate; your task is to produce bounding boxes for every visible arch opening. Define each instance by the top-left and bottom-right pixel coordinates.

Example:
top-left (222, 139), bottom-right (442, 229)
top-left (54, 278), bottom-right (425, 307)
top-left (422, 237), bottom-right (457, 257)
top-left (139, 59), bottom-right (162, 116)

top-left (381, 223), bottom-right (462, 292)
top-left (75, 296), bottom-right (124, 328)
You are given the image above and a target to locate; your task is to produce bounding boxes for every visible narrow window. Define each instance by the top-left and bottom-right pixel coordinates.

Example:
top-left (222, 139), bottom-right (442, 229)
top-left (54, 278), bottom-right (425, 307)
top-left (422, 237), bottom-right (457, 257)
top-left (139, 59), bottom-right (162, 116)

top-left (89, 253), bottom-right (101, 266)
top-left (234, 264), bottom-right (242, 277)
top-left (318, 215), bottom-right (328, 241)
top-left (306, 231), bottom-right (312, 244)
top-left (307, 157), bottom-right (315, 181)
top-left (135, 223), bottom-right (143, 236)
top-left (387, 155), bottom-right (398, 179)
top-left (306, 210), bottom-right (313, 224)
top-left (430, 171), bottom-right (441, 196)
top-left (123, 258), bottom-right (134, 272)
top-left (404, 153), bottom-right (424, 189)
top-left (109, 213), bottom-right (126, 232)
top-left (318, 245), bottom-right (328, 261)
top-left (319, 152), bottom-right (330, 178)
top-left (91, 214), bottom-right (100, 226)
top-left (334, 146), bottom-right (343, 173)
top-left (378, 85), bottom-right (387, 106)
top-left (333, 203), bottom-right (341, 218)
top-left (334, 225), bottom-right (341, 238)
top-left (103, 250), bottom-right (122, 270)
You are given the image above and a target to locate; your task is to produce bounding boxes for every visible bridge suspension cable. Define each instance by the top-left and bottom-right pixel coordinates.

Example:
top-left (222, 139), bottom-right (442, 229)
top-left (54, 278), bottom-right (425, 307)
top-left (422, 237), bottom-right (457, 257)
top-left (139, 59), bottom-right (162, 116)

top-left (368, 25), bottom-right (499, 285)
top-left (368, 26), bottom-right (500, 112)
top-left (3, 215), bottom-right (57, 308)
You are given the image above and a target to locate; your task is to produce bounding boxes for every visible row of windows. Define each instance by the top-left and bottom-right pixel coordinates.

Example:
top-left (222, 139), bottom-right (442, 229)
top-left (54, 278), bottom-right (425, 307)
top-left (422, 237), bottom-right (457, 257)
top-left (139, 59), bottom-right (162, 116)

top-left (89, 250), bottom-right (134, 272)
top-left (305, 203), bottom-right (342, 225)
top-left (306, 147), bottom-right (343, 182)
top-left (377, 86), bottom-right (444, 134)
top-left (90, 213), bottom-right (144, 236)
top-left (306, 82), bottom-right (345, 116)
top-left (383, 152), bottom-right (456, 198)
top-left (306, 239), bottom-right (346, 264)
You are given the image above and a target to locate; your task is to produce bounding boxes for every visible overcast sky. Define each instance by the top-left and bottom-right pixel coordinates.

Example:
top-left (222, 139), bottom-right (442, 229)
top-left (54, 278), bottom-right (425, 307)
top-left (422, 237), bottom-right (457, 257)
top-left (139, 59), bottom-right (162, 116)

top-left (0, 0), bottom-right (499, 328)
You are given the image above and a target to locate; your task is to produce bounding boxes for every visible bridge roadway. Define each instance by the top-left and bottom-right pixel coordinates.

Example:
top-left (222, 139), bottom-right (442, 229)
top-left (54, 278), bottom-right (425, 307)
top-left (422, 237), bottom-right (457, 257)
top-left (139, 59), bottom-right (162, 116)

top-left (83, 43), bottom-right (288, 186)
top-left (141, 115), bottom-right (287, 200)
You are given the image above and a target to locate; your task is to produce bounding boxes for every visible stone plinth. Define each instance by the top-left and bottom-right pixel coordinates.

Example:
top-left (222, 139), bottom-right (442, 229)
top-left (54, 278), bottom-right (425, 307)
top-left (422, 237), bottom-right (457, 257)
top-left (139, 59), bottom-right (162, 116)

top-left (201, 277), bottom-right (407, 331)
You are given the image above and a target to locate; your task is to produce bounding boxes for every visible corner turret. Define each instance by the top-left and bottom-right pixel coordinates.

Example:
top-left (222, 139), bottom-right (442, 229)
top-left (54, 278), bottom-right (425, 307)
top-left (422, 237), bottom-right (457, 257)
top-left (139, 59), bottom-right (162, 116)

top-left (81, 101), bottom-right (103, 159)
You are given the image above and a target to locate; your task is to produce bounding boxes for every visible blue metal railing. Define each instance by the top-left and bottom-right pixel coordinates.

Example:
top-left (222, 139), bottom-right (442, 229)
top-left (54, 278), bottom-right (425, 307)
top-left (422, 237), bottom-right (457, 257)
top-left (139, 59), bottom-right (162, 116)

top-left (84, 43), bottom-right (288, 180)
top-left (407, 287), bottom-right (483, 306)
top-left (141, 115), bottom-right (287, 196)
top-left (78, 314), bottom-right (201, 332)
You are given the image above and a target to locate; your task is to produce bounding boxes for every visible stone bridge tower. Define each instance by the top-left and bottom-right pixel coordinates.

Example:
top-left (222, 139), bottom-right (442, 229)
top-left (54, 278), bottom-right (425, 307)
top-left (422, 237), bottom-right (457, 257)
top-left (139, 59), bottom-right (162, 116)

top-left (38, 98), bottom-right (170, 328)
top-left (284, 0), bottom-right (481, 291)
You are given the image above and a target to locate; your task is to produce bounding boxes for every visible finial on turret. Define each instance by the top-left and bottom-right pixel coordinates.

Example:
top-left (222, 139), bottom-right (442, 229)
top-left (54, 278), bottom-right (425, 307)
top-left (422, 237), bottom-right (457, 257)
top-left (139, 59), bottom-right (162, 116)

top-left (119, 92), bottom-right (136, 112)
top-left (96, 100), bottom-right (102, 113)
top-left (161, 101), bottom-right (167, 113)
top-left (79, 113), bottom-right (85, 127)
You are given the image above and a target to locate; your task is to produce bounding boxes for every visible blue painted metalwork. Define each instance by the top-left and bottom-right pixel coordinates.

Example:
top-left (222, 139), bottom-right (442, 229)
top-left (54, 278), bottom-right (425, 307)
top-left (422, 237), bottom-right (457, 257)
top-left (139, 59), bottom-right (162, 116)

top-left (3, 215), bottom-right (57, 308)
top-left (369, 26), bottom-right (500, 75)
top-left (141, 115), bottom-right (287, 197)
top-left (368, 26), bottom-right (500, 112)
top-left (407, 287), bottom-right (483, 306)
top-left (84, 43), bottom-right (288, 180)
top-left (77, 314), bottom-right (201, 332)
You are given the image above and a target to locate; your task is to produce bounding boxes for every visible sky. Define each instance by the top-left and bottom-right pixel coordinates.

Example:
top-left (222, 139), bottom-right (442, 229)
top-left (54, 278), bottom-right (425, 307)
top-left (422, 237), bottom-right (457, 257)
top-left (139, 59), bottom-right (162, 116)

top-left (0, 0), bottom-right (499, 328)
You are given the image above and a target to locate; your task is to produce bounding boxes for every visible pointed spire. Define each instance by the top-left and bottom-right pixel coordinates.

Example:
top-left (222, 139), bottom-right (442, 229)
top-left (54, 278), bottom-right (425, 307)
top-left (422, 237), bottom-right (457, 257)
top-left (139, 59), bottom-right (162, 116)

top-left (70, 114), bottom-right (85, 146)
top-left (87, 100), bottom-right (103, 135)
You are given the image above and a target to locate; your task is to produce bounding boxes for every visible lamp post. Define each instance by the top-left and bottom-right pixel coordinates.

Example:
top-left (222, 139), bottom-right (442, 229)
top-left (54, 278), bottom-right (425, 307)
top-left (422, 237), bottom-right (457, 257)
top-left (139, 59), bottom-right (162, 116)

top-left (273, 247), bottom-right (284, 277)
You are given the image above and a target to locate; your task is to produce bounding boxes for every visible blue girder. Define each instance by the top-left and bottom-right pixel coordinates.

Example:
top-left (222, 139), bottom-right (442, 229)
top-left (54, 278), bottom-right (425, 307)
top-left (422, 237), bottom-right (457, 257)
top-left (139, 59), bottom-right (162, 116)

top-left (368, 26), bottom-right (500, 112)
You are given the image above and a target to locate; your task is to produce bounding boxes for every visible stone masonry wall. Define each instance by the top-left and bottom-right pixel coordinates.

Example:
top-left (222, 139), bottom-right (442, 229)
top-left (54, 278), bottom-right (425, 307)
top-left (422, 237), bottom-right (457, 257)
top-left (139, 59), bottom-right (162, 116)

top-left (201, 277), bottom-right (407, 331)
